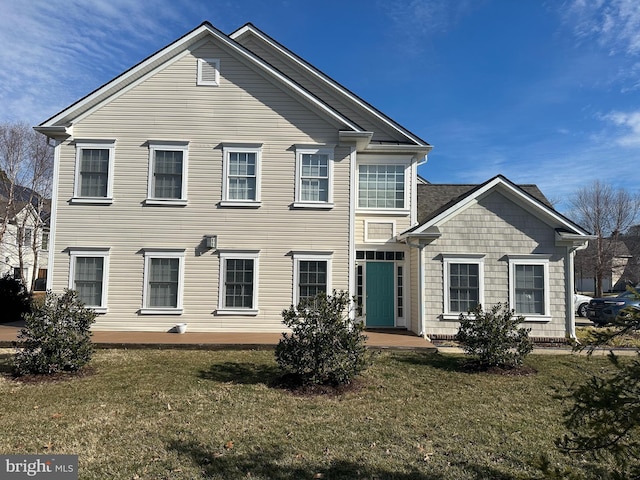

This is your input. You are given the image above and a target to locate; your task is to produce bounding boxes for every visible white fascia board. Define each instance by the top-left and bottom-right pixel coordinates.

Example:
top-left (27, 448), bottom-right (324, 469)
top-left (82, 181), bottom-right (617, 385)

top-left (230, 25), bottom-right (430, 147)
top-left (412, 177), bottom-right (591, 236)
top-left (41, 23), bottom-right (361, 132)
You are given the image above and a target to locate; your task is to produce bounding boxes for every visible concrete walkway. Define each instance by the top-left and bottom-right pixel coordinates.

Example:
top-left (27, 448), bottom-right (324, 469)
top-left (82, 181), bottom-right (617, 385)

top-left (0, 323), bottom-right (436, 351)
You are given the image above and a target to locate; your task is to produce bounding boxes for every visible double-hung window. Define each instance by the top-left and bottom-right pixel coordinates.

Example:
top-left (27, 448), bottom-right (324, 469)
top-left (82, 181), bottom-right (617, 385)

top-left (292, 253), bottom-right (332, 306)
top-left (294, 146), bottom-right (333, 208)
top-left (217, 251), bottom-right (259, 315)
top-left (221, 144), bottom-right (262, 206)
top-left (73, 140), bottom-right (115, 203)
top-left (508, 256), bottom-right (551, 320)
top-left (442, 254), bottom-right (485, 318)
top-left (146, 141), bottom-right (189, 205)
top-left (141, 249), bottom-right (185, 314)
top-left (69, 248), bottom-right (110, 313)
top-left (357, 159), bottom-right (409, 212)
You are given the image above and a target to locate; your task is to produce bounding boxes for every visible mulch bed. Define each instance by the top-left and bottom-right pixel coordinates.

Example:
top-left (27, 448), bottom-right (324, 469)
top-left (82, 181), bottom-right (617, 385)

top-left (271, 373), bottom-right (366, 397)
top-left (5, 366), bottom-right (96, 384)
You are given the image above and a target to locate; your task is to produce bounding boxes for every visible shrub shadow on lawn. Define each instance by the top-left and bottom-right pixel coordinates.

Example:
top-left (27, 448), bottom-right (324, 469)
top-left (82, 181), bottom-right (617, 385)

top-left (199, 361), bottom-right (281, 386)
top-left (168, 438), bottom-right (446, 480)
top-left (392, 352), bottom-right (470, 373)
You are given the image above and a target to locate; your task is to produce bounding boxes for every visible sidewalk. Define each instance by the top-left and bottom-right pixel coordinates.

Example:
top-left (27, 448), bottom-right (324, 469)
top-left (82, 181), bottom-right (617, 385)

top-left (0, 323), bottom-right (436, 351)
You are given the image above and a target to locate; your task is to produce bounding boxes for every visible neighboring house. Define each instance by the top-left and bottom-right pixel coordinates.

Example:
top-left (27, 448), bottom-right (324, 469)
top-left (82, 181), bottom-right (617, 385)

top-left (35, 22), bottom-right (592, 339)
top-left (575, 239), bottom-right (635, 293)
top-left (0, 200), bottom-right (49, 291)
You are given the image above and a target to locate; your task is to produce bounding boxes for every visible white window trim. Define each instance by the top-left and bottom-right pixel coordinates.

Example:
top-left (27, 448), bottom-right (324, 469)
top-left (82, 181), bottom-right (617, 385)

top-left (220, 144), bottom-right (262, 207)
top-left (292, 252), bottom-right (333, 307)
top-left (442, 254), bottom-right (485, 320)
top-left (508, 255), bottom-right (551, 322)
top-left (364, 220), bottom-right (396, 243)
top-left (68, 247), bottom-right (110, 314)
top-left (197, 58), bottom-right (220, 86)
top-left (293, 145), bottom-right (334, 209)
top-left (216, 250), bottom-right (260, 315)
top-left (146, 141), bottom-right (189, 206)
top-left (72, 140), bottom-right (116, 204)
top-left (140, 248), bottom-right (185, 315)
top-left (356, 156), bottom-right (411, 215)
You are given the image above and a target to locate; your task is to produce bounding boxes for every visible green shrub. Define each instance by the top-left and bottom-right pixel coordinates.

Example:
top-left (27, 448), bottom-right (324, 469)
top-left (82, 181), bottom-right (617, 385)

top-left (13, 289), bottom-right (96, 376)
top-left (0, 273), bottom-right (31, 323)
top-left (275, 290), bottom-right (370, 386)
top-left (455, 303), bottom-right (533, 368)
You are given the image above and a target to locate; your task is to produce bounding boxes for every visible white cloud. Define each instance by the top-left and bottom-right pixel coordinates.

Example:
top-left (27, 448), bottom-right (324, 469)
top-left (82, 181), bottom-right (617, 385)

top-left (0, 0), bottom-right (211, 124)
top-left (603, 110), bottom-right (640, 146)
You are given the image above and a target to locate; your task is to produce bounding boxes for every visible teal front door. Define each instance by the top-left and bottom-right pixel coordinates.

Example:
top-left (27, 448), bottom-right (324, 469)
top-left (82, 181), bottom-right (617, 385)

top-left (366, 262), bottom-right (395, 327)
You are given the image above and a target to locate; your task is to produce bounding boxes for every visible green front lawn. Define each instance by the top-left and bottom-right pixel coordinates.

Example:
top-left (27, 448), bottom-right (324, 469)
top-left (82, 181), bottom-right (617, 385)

top-left (0, 349), bottom-right (621, 479)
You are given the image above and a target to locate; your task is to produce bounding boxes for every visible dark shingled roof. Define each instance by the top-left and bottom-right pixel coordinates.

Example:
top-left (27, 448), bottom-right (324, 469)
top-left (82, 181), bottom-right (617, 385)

top-left (416, 180), bottom-right (553, 226)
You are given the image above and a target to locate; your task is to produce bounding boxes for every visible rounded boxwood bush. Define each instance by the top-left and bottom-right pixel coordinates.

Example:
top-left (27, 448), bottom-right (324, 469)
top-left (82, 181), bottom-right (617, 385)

top-left (0, 273), bottom-right (31, 324)
top-left (275, 290), bottom-right (371, 386)
top-left (13, 289), bottom-right (96, 376)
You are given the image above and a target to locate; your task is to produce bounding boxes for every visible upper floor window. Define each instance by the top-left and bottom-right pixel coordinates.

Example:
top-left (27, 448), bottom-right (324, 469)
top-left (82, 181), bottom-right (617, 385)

top-left (508, 256), bottom-right (551, 320)
top-left (41, 232), bottom-right (49, 251)
top-left (18, 228), bottom-right (32, 247)
top-left (221, 144), bottom-right (262, 207)
top-left (69, 247), bottom-right (110, 313)
top-left (197, 58), bottom-right (220, 86)
top-left (357, 163), bottom-right (407, 211)
top-left (73, 140), bottom-right (115, 203)
top-left (294, 146), bottom-right (334, 208)
top-left (141, 249), bottom-right (185, 314)
top-left (442, 254), bottom-right (485, 318)
top-left (146, 141), bottom-right (189, 205)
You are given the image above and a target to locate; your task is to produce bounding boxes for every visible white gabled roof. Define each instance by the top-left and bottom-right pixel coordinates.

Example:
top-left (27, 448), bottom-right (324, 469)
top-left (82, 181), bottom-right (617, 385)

top-left (230, 23), bottom-right (430, 148)
top-left (37, 22), bottom-right (366, 134)
top-left (403, 175), bottom-right (592, 239)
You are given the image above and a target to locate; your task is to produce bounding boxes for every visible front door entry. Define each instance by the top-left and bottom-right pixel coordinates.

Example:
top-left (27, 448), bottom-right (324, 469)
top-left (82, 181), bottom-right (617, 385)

top-left (365, 262), bottom-right (395, 327)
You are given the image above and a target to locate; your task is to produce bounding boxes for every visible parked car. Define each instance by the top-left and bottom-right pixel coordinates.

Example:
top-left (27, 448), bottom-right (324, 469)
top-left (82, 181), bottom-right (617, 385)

top-left (574, 293), bottom-right (592, 317)
top-left (586, 290), bottom-right (640, 326)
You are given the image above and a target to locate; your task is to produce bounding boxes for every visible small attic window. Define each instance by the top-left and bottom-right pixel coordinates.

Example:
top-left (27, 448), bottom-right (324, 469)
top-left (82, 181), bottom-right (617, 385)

top-left (197, 58), bottom-right (220, 86)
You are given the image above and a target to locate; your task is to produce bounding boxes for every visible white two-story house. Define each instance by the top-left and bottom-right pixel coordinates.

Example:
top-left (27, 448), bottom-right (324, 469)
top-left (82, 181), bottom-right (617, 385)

top-left (36, 22), bottom-right (591, 339)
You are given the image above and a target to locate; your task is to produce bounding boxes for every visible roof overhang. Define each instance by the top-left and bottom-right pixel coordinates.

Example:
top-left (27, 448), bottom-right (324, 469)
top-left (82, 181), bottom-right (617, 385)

top-left (338, 131), bottom-right (373, 151)
top-left (555, 230), bottom-right (595, 250)
top-left (33, 125), bottom-right (73, 141)
top-left (397, 226), bottom-right (441, 245)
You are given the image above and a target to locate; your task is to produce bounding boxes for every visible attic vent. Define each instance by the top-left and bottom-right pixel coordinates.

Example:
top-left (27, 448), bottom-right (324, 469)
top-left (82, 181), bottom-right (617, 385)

top-left (365, 221), bottom-right (395, 242)
top-left (197, 58), bottom-right (220, 86)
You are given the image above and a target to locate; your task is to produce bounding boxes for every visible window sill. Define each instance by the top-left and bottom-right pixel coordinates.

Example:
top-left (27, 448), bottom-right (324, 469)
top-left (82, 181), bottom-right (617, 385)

top-left (139, 308), bottom-right (183, 315)
top-left (144, 199), bottom-right (188, 206)
top-left (356, 209), bottom-right (410, 216)
top-left (88, 307), bottom-right (108, 314)
top-left (440, 313), bottom-right (467, 321)
top-left (219, 200), bottom-right (262, 208)
top-left (70, 197), bottom-right (113, 205)
top-left (215, 309), bottom-right (259, 316)
top-left (292, 202), bottom-right (334, 210)
top-left (520, 315), bottom-right (552, 323)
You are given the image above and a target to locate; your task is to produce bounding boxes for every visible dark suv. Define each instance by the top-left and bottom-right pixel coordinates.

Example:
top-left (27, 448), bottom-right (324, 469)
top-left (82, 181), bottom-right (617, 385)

top-left (586, 290), bottom-right (640, 326)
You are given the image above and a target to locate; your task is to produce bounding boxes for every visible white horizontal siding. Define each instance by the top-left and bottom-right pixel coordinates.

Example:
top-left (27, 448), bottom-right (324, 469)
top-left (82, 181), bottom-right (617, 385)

top-left (51, 41), bottom-right (350, 332)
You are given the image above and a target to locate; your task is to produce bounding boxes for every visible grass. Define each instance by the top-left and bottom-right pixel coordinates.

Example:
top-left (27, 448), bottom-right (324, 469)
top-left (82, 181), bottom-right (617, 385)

top-left (0, 348), bottom-right (625, 479)
top-left (576, 326), bottom-right (640, 348)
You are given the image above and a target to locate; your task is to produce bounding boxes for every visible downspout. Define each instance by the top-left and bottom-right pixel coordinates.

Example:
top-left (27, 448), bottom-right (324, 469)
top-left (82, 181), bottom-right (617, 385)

top-left (566, 246), bottom-right (577, 341)
top-left (406, 239), bottom-right (428, 340)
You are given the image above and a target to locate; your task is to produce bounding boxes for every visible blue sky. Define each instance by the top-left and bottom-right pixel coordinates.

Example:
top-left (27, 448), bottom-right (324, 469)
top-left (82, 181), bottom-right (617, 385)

top-left (1, 0), bottom-right (639, 213)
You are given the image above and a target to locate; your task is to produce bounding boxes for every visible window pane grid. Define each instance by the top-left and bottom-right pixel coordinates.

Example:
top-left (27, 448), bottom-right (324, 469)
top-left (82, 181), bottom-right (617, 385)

top-left (515, 264), bottom-right (545, 314)
top-left (149, 258), bottom-right (179, 308)
top-left (449, 263), bottom-right (479, 313)
top-left (74, 257), bottom-right (104, 306)
top-left (153, 150), bottom-right (183, 199)
top-left (228, 152), bottom-right (257, 200)
top-left (358, 164), bottom-right (405, 208)
top-left (299, 260), bottom-right (327, 300)
top-left (224, 259), bottom-right (254, 308)
top-left (80, 149), bottom-right (109, 197)
top-left (300, 154), bottom-right (328, 202)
